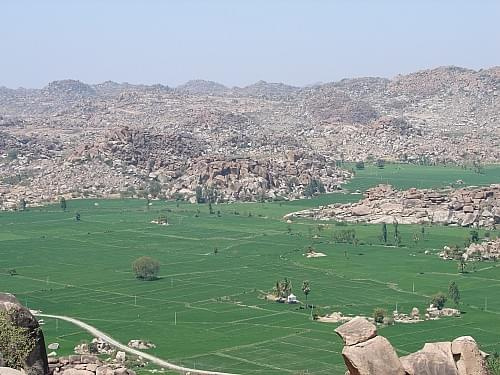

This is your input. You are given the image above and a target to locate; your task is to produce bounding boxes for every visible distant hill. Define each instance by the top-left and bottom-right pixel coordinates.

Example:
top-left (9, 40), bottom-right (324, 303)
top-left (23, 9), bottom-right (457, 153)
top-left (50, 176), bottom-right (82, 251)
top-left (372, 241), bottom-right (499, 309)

top-left (176, 80), bottom-right (229, 95)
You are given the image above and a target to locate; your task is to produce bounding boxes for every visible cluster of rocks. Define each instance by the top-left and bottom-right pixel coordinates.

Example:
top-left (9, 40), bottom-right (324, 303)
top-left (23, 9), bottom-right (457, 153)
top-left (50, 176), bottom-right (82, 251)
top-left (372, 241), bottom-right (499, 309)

top-left (48, 355), bottom-right (137, 375)
top-left (442, 238), bottom-right (500, 261)
top-left (335, 317), bottom-right (489, 375)
top-left (286, 184), bottom-right (500, 228)
top-left (464, 238), bottom-right (500, 260)
top-left (0, 65), bottom-right (498, 207)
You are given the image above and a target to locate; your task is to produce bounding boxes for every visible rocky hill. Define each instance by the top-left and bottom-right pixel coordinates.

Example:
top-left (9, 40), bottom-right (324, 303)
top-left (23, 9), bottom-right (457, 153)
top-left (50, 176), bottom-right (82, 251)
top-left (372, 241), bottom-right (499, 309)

top-left (0, 66), bottom-right (498, 208)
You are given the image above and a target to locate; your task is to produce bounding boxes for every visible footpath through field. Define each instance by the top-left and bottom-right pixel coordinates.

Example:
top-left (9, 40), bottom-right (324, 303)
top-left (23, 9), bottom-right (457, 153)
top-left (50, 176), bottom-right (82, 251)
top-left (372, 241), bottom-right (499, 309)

top-left (35, 313), bottom-right (240, 375)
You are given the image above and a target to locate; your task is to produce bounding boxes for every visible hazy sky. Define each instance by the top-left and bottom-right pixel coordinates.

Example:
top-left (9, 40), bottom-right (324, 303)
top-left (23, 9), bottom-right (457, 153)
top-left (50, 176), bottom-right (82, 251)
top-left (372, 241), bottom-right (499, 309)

top-left (2, 0), bottom-right (499, 88)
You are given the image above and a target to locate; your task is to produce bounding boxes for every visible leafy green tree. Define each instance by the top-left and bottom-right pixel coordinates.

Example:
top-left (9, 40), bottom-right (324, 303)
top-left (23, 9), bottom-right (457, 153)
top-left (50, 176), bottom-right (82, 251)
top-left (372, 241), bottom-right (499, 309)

top-left (195, 186), bottom-right (204, 203)
top-left (381, 223), bottom-right (387, 244)
top-left (430, 292), bottom-right (447, 310)
top-left (470, 230), bottom-right (480, 243)
top-left (60, 197), bottom-right (67, 211)
top-left (393, 220), bottom-right (400, 245)
top-left (0, 310), bottom-right (36, 370)
top-left (373, 307), bottom-right (387, 323)
top-left (302, 280), bottom-right (311, 303)
top-left (333, 229), bottom-right (357, 244)
top-left (148, 181), bottom-right (161, 198)
top-left (458, 257), bottom-right (466, 274)
top-left (132, 256), bottom-right (160, 280)
top-left (448, 281), bottom-right (460, 307)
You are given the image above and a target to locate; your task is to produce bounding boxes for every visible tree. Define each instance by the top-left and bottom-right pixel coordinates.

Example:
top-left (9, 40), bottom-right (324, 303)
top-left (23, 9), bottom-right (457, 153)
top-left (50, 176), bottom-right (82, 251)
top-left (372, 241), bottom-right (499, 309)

top-left (448, 281), bottom-right (460, 307)
top-left (132, 256), bottom-right (160, 280)
top-left (430, 292), bottom-right (447, 310)
top-left (60, 197), bottom-right (67, 211)
top-left (195, 186), bottom-right (204, 203)
top-left (470, 230), bottom-right (480, 243)
top-left (381, 223), bottom-right (387, 244)
top-left (333, 229), bottom-right (356, 244)
top-left (373, 307), bottom-right (387, 323)
top-left (458, 257), bottom-right (466, 274)
top-left (0, 310), bottom-right (36, 370)
top-left (274, 278), bottom-right (292, 299)
top-left (18, 198), bottom-right (26, 211)
top-left (148, 181), bottom-right (161, 198)
top-left (301, 280), bottom-right (311, 303)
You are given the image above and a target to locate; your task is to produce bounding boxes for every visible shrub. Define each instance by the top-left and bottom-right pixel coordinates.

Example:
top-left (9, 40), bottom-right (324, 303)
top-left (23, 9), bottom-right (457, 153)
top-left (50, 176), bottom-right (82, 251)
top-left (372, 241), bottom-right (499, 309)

top-left (373, 307), bottom-right (387, 323)
top-left (132, 256), bottom-right (160, 280)
top-left (488, 352), bottom-right (500, 375)
top-left (0, 310), bottom-right (36, 369)
top-left (430, 292), bottom-right (447, 310)
top-left (333, 229), bottom-right (356, 244)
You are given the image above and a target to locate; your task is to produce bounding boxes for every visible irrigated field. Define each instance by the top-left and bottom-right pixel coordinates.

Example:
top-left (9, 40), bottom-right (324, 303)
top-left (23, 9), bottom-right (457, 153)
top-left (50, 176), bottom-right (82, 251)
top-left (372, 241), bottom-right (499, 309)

top-left (1, 165), bottom-right (499, 374)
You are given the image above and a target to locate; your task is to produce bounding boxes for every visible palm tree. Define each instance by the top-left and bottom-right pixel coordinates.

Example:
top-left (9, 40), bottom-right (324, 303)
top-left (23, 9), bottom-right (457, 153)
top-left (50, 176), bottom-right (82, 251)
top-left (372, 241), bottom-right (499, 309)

top-left (302, 280), bottom-right (311, 304)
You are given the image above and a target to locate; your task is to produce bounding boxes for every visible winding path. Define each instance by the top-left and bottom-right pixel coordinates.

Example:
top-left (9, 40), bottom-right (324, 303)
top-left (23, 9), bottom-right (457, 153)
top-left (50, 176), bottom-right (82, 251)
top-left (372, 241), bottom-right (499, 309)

top-left (35, 313), bottom-right (239, 375)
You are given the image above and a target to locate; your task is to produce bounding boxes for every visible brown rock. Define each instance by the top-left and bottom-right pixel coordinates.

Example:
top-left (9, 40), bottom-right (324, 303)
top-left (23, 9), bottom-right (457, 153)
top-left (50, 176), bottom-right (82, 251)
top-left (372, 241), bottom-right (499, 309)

top-left (351, 205), bottom-right (371, 216)
top-left (61, 370), bottom-right (94, 375)
top-left (96, 366), bottom-right (115, 375)
top-left (451, 336), bottom-right (488, 375)
top-left (335, 317), bottom-right (377, 346)
top-left (0, 368), bottom-right (24, 375)
top-left (341, 336), bottom-right (405, 375)
top-left (463, 205), bottom-right (474, 213)
top-left (401, 345), bottom-right (459, 375)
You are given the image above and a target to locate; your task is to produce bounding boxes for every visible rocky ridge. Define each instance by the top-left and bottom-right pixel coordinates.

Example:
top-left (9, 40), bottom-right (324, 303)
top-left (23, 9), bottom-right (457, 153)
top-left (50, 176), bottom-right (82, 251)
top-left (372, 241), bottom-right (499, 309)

top-left (285, 184), bottom-right (500, 228)
top-left (0, 66), bottom-right (499, 208)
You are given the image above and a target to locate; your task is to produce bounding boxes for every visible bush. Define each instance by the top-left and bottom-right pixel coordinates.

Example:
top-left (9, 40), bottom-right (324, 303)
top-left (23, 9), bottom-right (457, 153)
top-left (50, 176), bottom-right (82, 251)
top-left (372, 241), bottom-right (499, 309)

top-left (430, 292), bottom-right (447, 310)
top-left (0, 310), bottom-right (36, 369)
top-left (373, 307), bottom-right (387, 324)
top-left (132, 256), bottom-right (160, 280)
top-left (488, 352), bottom-right (500, 375)
top-left (333, 229), bottom-right (356, 244)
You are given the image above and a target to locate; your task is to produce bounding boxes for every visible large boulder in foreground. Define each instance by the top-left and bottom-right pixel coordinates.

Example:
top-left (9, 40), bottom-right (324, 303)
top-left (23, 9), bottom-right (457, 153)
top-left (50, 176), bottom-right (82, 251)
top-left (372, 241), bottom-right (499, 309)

top-left (342, 335), bottom-right (405, 375)
top-left (0, 293), bottom-right (49, 375)
top-left (400, 342), bottom-right (459, 375)
top-left (334, 317), bottom-right (377, 346)
top-left (0, 368), bottom-right (24, 375)
top-left (452, 336), bottom-right (488, 375)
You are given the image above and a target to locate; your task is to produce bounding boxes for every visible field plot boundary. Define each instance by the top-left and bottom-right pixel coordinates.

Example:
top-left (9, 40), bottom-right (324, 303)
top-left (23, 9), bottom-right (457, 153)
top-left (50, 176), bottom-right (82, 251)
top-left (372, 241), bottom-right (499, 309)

top-left (35, 313), bottom-right (240, 375)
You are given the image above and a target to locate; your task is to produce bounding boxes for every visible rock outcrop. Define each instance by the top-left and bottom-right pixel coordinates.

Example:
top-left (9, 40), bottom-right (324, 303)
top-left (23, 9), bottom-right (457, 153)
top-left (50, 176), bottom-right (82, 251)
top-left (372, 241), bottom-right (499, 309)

top-left (463, 238), bottom-right (500, 261)
top-left (48, 355), bottom-right (136, 375)
top-left (0, 368), bottom-right (24, 375)
top-left (0, 293), bottom-right (49, 375)
top-left (335, 318), bottom-right (489, 375)
top-left (286, 184), bottom-right (500, 228)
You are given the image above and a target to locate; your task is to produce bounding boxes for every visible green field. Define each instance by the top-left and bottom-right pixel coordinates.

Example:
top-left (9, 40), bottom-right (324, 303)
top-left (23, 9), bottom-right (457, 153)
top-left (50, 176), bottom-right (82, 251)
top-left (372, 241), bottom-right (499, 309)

top-left (1, 164), bottom-right (499, 374)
